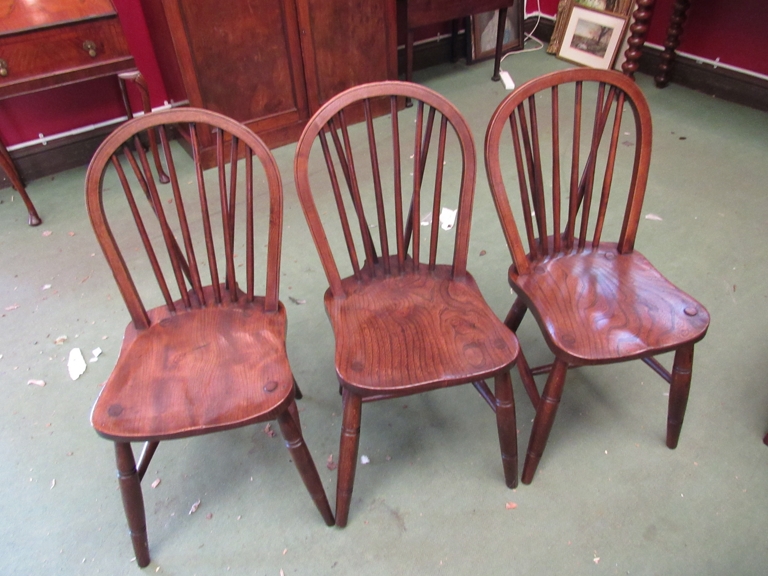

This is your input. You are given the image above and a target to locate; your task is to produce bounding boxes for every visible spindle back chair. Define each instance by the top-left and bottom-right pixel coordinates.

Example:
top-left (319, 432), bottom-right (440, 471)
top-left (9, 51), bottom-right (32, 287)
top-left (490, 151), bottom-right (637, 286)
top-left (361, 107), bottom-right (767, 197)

top-left (485, 69), bottom-right (709, 484)
top-left (85, 108), bottom-right (333, 567)
top-left (295, 81), bottom-right (521, 526)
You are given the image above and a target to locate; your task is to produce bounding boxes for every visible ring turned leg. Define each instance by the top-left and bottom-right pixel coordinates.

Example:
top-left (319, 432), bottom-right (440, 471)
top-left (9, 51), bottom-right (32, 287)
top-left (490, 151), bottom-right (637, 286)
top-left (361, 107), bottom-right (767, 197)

top-left (655, 0), bottom-right (691, 88)
top-left (666, 344), bottom-right (694, 449)
top-left (522, 358), bottom-right (569, 484)
top-left (277, 404), bottom-right (335, 526)
top-left (114, 442), bottom-right (150, 568)
top-left (494, 371), bottom-right (518, 488)
top-left (335, 388), bottom-right (362, 527)
top-left (621, 0), bottom-right (657, 79)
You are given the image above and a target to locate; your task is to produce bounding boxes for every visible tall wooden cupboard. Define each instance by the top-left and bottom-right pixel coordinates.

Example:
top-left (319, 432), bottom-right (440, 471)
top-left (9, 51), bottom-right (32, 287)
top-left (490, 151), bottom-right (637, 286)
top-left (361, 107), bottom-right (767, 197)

top-left (140, 0), bottom-right (397, 158)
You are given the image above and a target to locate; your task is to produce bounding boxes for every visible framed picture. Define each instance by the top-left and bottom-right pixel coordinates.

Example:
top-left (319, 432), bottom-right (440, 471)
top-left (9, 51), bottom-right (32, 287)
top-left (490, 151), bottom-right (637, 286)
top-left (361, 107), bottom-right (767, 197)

top-left (547, 0), bottom-right (633, 55)
top-left (468, 2), bottom-right (524, 64)
top-left (557, 6), bottom-right (628, 69)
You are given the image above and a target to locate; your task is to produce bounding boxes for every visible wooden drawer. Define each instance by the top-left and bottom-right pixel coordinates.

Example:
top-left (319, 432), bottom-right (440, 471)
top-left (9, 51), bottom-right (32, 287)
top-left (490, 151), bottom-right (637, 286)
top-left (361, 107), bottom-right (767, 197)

top-left (0, 17), bottom-right (134, 97)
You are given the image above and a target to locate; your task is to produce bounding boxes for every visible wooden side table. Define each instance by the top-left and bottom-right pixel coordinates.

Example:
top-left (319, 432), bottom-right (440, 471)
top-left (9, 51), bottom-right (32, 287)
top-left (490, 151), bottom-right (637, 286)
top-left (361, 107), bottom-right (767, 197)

top-left (0, 0), bottom-right (160, 226)
top-left (402, 0), bottom-right (521, 85)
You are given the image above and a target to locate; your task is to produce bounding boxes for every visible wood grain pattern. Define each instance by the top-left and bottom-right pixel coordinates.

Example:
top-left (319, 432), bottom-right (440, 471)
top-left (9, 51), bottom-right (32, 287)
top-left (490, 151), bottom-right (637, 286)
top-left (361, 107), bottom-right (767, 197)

top-left (0, 0), bottom-right (114, 34)
top-left (485, 69), bottom-right (710, 484)
top-left (330, 266), bottom-right (518, 393)
top-left (512, 243), bottom-right (709, 364)
top-left (86, 108), bottom-right (333, 565)
top-left (295, 81), bottom-right (520, 526)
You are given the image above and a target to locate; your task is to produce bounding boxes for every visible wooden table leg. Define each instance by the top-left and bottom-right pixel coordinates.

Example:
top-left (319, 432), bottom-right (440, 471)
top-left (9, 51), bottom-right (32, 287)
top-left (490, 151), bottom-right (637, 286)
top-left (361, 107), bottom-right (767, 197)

top-left (492, 7), bottom-right (508, 81)
top-left (0, 139), bottom-right (41, 226)
top-left (621, 0), bottom-right (656, 79)
top-left (655, 0), bottom-right (692, 88)
top-left (117, 71), bottom-right (169, 183)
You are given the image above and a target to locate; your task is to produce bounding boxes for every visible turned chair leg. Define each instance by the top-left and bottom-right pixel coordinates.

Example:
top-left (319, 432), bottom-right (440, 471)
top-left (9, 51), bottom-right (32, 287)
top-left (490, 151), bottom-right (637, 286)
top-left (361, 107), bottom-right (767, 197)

top-left (335, 388), bottom-right (362, 527)
top-left (667, 344), bottom-right (694, 449)
top-left (494, 371), bottom-right (518, 488)
top-left (522, 358), bottom-right (569, 484)
top-left (503, 298), bottom-right (528, 332)
top-left (277, 404), bottom-right (334, 526)
top-left (114, 442), bottom-right (150, 567)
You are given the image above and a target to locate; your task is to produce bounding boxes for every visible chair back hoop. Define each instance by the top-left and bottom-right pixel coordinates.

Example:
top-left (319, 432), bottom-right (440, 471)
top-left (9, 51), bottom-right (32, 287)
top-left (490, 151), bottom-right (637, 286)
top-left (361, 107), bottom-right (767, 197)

top-left (294, 81), bottom-right (477, 298)
top-left (85, 107), bottom-right (284, 330)
top-left (484, 68), bottom-right (652, 276)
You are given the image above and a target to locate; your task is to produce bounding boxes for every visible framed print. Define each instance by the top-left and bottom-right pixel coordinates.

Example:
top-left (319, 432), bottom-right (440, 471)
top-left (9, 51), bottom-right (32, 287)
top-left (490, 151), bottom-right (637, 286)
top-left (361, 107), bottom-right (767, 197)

top-left (468, 2), bottom-right (524, 64)
top-left (548, 0), bottom-right (633, 55)
top-left (557, 6), bottom-right (628, 69)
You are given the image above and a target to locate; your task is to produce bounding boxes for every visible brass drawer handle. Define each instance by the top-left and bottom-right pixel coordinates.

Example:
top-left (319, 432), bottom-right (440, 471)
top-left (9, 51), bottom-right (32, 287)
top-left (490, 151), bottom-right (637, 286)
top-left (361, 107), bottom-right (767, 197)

top-left (83, 40), bottom-right (97, 58)
top-left (0, 58), bottom-right (8, 77)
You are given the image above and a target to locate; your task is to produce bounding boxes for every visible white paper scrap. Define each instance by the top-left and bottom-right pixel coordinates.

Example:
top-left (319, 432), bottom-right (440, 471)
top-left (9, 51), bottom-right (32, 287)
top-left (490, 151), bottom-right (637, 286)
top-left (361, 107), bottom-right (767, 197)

top-left (439, 207), bottom-right (457, 230)
top-left (89, 347), bottom-right (103, 363)
top-left (68, 348), bottom-right (87, 380)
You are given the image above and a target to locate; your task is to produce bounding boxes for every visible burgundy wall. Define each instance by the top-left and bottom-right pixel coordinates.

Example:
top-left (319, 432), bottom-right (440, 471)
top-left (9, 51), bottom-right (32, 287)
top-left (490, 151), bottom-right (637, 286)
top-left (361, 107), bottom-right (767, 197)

top-left (1, 0), bottom-right (765, 148)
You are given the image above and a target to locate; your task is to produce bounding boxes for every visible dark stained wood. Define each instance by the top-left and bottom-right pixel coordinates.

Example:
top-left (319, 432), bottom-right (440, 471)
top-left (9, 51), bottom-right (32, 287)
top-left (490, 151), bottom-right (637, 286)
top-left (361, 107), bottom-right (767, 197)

top-left (655, 0), bottom-right (692, 88)
top-left (145, 0), bottom-right (397, 162)
top-left (297, 0), bottom-right (398, 112)
top-left (622, 0), bottom-right (656, 78)
top-left (86, 108), bottom-right (333, 565)
top-left (295, 81), bottom-right (520, 526)
top-left (484, 68), bottom-right (710, 484)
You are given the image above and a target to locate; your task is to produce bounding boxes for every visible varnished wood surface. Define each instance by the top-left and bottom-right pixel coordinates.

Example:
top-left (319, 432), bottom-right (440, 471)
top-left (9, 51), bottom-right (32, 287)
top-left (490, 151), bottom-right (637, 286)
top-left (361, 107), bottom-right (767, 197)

top-left (485, 69), bottom-right (710, 484)
top-left (329, 265), bottom-right (518, 394)
top-left (0, 0), bottom-right (115, 35)
top-left (86, 108), bottom-right (334, 565)
top-left (146, 0), bottom-right (396, 159)
top-left (511, 243), bottom-right (709, 365)
top-left (0, 17), bottom-right (133, 97)
top-left (295, 81), bottom-right (520, 526)
top-left (92, 299), bottom-right (293, 441)
top-left (298, 0), bottom-right (397, 112)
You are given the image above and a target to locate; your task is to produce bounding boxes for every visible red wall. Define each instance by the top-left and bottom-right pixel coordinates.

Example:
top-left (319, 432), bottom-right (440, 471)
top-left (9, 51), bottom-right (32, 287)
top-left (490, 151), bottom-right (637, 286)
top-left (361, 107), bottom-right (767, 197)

top-left (1, 1), bottom-right (765, 148)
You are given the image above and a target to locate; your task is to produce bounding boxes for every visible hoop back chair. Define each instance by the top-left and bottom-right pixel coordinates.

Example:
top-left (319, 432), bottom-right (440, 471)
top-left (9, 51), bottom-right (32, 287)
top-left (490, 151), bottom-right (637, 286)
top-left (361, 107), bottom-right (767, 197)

top-left (294, 81), bottom-right (521, 526)
top-left (484, 69), bottom-right (710, 484)
top-left (85, 108), bottom-right (333, 567)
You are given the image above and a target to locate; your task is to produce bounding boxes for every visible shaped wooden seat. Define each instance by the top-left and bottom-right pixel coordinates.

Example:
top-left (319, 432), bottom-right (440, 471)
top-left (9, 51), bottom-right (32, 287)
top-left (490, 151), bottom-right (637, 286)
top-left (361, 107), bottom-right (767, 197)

top-left (294, 81), bottom-right (520, 527)
top-left (86, 108), bottom-right (333, 567)
top-left (484, 69), bottom-right (710, 484)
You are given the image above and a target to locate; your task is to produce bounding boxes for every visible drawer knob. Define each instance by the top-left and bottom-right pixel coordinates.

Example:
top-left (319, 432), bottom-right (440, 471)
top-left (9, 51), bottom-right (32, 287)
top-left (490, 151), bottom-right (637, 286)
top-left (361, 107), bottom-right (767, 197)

top-left (0, 59), bottom-right (7, 77)
top-left (83, 40), bottom-right (97, 58)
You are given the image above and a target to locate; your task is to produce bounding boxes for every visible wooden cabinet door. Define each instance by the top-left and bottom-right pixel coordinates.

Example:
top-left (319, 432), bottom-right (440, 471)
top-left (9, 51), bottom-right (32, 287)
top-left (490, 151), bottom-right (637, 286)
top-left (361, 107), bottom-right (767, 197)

top-left (161, 0), bottom-right (310, 139)
top-left (296, 0), bottom-right (397, 113)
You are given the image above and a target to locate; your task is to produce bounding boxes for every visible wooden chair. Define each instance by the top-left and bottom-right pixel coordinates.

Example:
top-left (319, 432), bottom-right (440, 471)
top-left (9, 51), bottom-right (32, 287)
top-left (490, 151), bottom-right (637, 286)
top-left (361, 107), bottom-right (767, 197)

top-left (294, 81), bottom-right (521, 527)
top-left (85, 108), bottom-right (334, 567)
top-left (484, 69), bottom-right (710, 484)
